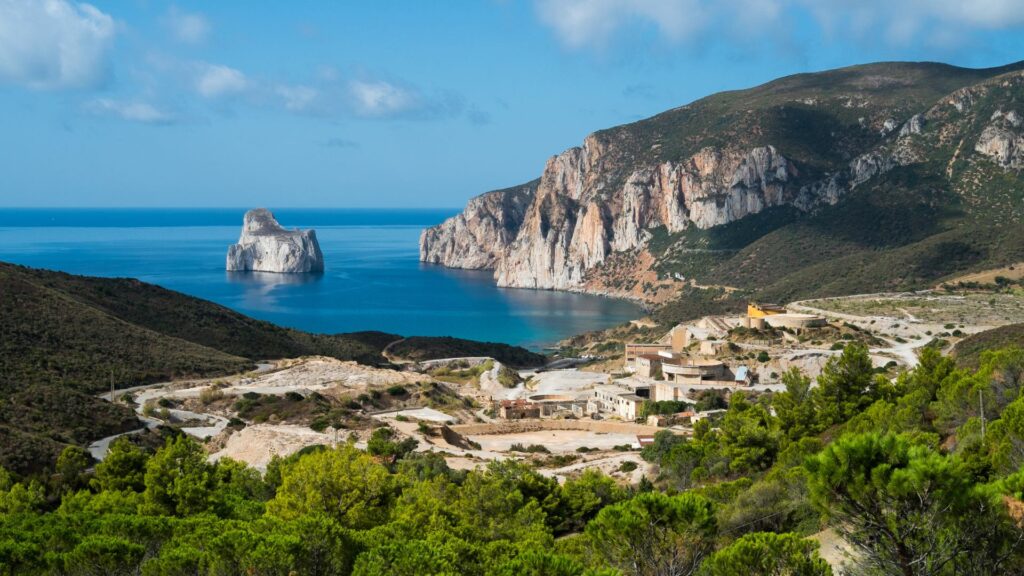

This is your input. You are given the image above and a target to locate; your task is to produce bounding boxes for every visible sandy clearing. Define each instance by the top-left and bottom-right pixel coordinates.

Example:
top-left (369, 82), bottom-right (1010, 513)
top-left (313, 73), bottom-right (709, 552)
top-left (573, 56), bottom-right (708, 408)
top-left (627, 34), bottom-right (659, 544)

top-left (491, 369), bottom-right (611, 401)
top-left (210, 424), bottom-right (337, 470)
top-left (539, 452), bottom-right (651, 484)
top-left (468, 430), bottom-right (639, 453)
top-left (942, 262), bottom-right (1024, 287)
top-left (376, 407), bottom-right (457, 423)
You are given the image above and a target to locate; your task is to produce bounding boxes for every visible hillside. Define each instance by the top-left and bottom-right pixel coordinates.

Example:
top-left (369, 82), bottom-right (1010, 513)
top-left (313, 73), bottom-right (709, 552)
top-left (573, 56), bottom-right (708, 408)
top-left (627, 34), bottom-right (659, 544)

top-left (954, 323), bottom-right (1024, 369)
top-left (0, 262), bottom-right (544, 473)
top-left (422, 60), bottom-right (1024, 322)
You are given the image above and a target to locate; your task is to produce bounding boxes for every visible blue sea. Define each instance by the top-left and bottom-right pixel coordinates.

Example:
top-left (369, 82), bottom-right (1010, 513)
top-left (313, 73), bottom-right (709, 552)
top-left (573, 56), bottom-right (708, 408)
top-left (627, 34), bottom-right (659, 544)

top-left (0, 209), bottom-right (641, 349)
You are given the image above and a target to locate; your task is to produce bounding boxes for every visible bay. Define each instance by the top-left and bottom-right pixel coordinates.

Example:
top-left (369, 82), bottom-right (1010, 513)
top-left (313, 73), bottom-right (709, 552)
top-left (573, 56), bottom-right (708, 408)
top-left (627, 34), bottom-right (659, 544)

top-left (0, 208), bottom-right (641, 350)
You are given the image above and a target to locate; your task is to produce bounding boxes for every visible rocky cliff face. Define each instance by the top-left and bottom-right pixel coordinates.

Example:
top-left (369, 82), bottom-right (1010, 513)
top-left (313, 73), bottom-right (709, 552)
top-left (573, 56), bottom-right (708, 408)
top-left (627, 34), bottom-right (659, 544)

top-left (226, 209), bottom-right (324, 273)
top-left (976, 110), bottom-right (1024, 169)
top-left (492, 143), bottom-right (803, 290)
top-left (420, 62), bottom-right (1024, 300)
top-left (419, 181), bottom-right (535, 269)
top-left (422, 137), bottom-right (837, 292)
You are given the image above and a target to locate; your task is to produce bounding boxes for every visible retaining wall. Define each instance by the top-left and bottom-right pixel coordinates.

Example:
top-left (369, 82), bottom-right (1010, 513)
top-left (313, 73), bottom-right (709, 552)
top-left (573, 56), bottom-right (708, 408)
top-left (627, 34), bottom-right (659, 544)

top-left (450, 419), bottom-right (676, 436)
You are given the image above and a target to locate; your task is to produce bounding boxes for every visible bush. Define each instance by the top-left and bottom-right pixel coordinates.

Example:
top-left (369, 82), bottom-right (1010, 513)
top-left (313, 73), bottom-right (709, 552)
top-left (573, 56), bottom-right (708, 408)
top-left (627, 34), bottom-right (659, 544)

top-left (619, 461), bottom-right (639, 472)
top-left (757, 351), bottom-right (770, 363)
top-left (387, 385), bottom-right (407, 396)
top-left (284, 391), bottom-right (304, 402)
top-left (509, 443), bottom-right (550, 454)
top-left (199, 387), bottom-right (225, 406)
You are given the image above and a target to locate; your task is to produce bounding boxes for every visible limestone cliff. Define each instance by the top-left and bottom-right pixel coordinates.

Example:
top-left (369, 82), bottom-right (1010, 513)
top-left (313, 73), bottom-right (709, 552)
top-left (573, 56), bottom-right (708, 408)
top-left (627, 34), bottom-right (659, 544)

top-left (419, 181), bottom-right (536, 269)
top-left (420, 61), bottom-right (1024, 302)
top-left (976, 110), bottom-right (1024, 169)
top-left (226, 209), bottom-right (324, 274)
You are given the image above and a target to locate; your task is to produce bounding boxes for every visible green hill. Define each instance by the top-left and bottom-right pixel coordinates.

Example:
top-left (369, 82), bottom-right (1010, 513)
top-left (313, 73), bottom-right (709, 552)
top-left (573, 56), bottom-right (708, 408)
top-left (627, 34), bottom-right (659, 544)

top-left (429, 61), bottom-right (1024, 322)
top-left (633, 61), bottom-right (1024, 321)
top-left (0, 262), bottom-right (544, 474)
top-left (954, 324), bottom-right (1024, 369)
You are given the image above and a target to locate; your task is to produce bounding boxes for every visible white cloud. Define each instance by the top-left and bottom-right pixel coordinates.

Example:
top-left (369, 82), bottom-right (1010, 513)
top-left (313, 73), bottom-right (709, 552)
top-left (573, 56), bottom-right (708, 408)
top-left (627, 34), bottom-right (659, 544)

top-left (534, 0), bottom-right (1024, 50)
top-left (85, 98), bottom-right (176, 124)
top-left (165, 6), bottom-right (210, 45)
top-left (195, 64), bottom-right (247, 98)
top-left (0, 0), bottom-right (116, 90)
top-left (535, 0), bottom-right (705, 49)
top-left (348, 79), bottom-right (419, 118)
top-left (277, 84), bottom-right (320, 113)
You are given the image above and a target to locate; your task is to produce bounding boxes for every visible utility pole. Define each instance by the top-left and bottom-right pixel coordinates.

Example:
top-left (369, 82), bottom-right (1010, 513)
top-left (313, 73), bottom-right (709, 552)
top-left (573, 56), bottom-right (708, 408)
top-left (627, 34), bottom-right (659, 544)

top-left (110, 369), bottom-right (115, 403)
top-left (980, 388), bottom-right (986, 441)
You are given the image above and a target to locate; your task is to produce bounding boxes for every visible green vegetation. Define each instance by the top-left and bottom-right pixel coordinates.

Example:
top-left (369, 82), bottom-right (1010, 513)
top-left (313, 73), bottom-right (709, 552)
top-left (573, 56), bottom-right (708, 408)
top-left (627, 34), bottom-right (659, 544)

top-left (954, 323), bottom-right (1024, 369)
top-left (616, 63), bottom-right (1024, 325)
top-left (389, 336), bottom-right (546, 366)
top-left (0, 262), bottom-right (547, 473)
top-left (6, 343), bottom-right (1024, 573)
top-left (640, 400), bottom-right (691, 419)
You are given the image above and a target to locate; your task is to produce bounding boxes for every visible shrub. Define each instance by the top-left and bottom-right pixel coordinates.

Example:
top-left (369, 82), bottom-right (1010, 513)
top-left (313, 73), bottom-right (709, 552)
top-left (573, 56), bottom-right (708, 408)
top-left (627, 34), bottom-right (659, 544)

top-left (284, 391), bottom-right (304, 402)
top-left (387, 385), bottom-right (407, 396)
top-left (619, 461), bottom-right (639, 472)
top-left (509, 443), bottom-right (550, 454)
top-left (199, 387), bottom-right (225, 406)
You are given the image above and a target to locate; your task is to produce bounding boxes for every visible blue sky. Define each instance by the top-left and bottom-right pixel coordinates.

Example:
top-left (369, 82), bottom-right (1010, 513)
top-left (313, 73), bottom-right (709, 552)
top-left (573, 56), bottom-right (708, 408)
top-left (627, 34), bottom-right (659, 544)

top-left (2, 0), bottom-right (1024, 208)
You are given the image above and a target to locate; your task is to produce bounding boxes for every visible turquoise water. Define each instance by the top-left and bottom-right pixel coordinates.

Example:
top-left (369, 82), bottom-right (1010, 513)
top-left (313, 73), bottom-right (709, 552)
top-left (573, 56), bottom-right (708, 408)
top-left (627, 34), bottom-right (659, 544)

top-left (0, 209), bottom-right (641, 349)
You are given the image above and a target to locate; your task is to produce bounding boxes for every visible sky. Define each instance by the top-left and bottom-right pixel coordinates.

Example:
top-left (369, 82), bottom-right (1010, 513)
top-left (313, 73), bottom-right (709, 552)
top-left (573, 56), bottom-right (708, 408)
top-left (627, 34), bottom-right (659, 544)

top-left (1, 1), bottom-right (1024, 208)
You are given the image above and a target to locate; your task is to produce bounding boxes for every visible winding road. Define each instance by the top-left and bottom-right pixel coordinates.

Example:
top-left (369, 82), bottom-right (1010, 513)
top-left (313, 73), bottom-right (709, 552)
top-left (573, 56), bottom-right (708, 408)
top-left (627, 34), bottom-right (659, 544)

top-left (88, 362), bottom-right (276, 460)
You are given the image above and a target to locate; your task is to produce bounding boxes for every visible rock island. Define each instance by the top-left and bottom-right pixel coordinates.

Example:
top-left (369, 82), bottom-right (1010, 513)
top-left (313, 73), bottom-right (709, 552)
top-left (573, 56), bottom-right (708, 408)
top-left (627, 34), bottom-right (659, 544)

top-left (226, 208), bottom-right (324, 273)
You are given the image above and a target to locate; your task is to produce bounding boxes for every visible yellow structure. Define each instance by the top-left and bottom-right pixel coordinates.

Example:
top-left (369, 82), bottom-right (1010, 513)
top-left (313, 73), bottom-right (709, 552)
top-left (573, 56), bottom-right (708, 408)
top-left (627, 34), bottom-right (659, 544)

top-left (747, 303), bottom-right (786, 319)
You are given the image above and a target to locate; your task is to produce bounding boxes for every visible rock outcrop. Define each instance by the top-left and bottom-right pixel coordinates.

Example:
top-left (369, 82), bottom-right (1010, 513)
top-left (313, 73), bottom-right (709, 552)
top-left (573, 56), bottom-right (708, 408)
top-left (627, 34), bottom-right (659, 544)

top-left (491, 143), bottom-right (801, 290)
top-left (422, 137), bottom-right (817, 291)
top-left (976, 110), bottom-right (1024, 169)
top-left (419, 181), bottom-right (536, 269)
top-left (420, 62), bottom-right (1024, 300)
top-left (226, 209), bottom-right (324, 273)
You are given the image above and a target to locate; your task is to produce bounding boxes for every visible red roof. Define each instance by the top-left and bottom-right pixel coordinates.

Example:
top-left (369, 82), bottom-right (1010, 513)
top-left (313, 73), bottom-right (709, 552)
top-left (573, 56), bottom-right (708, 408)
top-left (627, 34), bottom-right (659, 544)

top-left (636, 435), bottom-right (656, 446)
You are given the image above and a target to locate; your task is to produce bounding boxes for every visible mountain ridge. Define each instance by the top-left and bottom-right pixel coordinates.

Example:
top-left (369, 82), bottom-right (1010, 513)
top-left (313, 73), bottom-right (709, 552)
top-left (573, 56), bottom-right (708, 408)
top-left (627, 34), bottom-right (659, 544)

top-left (421, 60), bottom-right (1024, 314)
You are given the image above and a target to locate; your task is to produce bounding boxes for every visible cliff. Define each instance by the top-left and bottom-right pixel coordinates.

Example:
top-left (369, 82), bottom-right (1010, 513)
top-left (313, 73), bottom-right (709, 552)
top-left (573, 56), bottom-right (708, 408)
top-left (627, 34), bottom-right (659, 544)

top-left (421, 61), bottom-right (1024, 305)
top-left (227, 208), bottom-right (324, 274)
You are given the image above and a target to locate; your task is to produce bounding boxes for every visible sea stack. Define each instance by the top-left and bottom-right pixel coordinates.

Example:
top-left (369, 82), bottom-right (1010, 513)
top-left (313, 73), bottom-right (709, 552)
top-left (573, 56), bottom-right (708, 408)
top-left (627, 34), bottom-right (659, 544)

top-left (226, 208), bottom-right (324, 273)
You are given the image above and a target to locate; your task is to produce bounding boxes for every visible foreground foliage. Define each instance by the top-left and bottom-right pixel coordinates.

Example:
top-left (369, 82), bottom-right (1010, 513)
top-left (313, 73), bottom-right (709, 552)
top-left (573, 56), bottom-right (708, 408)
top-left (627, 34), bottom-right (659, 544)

top-left (4, 343), bottom-right (1024, 574)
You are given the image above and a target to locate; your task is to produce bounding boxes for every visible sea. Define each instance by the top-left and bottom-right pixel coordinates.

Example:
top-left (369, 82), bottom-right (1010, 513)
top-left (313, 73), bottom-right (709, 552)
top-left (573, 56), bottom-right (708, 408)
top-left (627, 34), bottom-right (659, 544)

top-left (0, 208), bottom-right (641, 350)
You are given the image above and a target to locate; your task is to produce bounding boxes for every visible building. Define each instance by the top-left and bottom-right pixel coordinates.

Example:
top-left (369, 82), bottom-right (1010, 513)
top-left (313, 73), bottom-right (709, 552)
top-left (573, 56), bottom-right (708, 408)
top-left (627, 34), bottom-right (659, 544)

top-left (624, 342), bottom-right (672, 364)
top-left (497, 400), bottom-right (541, 419)
top-left (744, 303), bottom-right (825, 330)
top-left (699, 340), bottom-right (727, 356)
top-left (593, 386), bottom-right (646, 421)
top-left (636, 435), bottom-right (656, 448)
top-left (763, 313), bottom-right (827, 330)
top-left (734, 366), bottom-right (755, 386)
top-left (747, 303), bottom-right (787, 318)
top-left (627, 316), bottom-right (732, 372)
top-left (660, 357), bottom-right (728, 385)
top-left (635, 354), bottom-right (663, 378)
